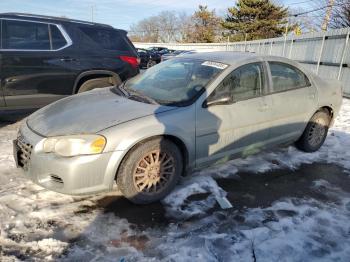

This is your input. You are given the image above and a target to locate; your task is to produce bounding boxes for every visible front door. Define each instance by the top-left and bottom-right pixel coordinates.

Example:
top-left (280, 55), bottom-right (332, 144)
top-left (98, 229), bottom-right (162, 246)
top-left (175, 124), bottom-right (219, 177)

top-left (195, 62), bottom-right (273, 168)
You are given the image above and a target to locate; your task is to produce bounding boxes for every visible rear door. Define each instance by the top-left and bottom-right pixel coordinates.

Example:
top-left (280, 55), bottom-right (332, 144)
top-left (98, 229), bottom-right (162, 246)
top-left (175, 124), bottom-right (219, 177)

top-left (0, 19), bottom-right (77, 109)
top-left (264, 60), bottom-right (317, 144)
top-left (195, 61), bottom-right (273, 167)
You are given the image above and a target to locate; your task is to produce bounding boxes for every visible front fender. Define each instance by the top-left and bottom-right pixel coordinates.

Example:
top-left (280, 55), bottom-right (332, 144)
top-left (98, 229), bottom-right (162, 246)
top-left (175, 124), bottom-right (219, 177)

top-left (99, 108), bottom-right (196, 187)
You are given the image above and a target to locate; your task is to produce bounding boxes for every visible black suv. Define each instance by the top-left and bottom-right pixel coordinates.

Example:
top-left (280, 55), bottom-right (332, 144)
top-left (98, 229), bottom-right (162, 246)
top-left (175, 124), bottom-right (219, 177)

top-left (0, 13), bottom-right (139, 110)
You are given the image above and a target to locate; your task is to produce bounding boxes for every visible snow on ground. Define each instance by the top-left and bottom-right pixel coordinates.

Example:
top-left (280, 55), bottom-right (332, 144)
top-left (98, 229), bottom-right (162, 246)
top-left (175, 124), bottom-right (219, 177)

top-left (0, 100), bottom-right (350, 261)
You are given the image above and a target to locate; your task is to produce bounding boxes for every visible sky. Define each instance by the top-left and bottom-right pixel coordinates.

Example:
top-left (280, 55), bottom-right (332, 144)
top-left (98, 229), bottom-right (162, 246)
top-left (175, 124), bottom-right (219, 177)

top-left (0, 0), bottom-right (308, 30)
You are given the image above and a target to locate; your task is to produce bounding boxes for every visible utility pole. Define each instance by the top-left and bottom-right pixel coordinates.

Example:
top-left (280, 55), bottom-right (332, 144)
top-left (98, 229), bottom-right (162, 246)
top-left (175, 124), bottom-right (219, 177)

top-left (91, 5), bottom-right (94, 22)
top-left (282, 19), bottom-right (289, 56)
top-left (321, 0), bottom-right (335, 31)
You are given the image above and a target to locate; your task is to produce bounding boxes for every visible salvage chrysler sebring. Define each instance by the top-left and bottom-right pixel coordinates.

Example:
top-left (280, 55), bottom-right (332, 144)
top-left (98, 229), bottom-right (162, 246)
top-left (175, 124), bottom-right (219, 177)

top-left (13, 52), bottom-right (342, 204)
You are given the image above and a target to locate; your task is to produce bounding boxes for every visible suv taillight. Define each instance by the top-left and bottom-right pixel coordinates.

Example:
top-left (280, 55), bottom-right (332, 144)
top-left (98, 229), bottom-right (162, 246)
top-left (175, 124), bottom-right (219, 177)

top-left (120, 56), bottom-right (139, 68)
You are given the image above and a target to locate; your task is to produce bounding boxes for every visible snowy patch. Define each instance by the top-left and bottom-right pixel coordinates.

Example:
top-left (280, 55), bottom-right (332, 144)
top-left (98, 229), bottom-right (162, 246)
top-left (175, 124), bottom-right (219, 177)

top-left (0, 100), bottom-right (350, 261)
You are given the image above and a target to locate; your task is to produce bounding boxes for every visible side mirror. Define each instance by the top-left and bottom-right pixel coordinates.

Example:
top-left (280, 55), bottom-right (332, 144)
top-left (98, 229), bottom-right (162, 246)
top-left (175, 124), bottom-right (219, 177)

top-left (204, 96), bottom-right (231, 107)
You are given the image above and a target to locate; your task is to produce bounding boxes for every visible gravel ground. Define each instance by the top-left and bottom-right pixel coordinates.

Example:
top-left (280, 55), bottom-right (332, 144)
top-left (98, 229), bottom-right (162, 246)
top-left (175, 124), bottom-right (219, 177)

top-left (0, 99), bottom-right (350, 262)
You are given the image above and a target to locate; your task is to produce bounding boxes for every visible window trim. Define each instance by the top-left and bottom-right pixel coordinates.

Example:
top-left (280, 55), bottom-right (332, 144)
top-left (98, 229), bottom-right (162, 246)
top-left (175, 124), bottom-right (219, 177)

top-left (266, 61), bottom-right (312, 95)
top-left (0, 20), bottom-right (2, 49)
top-left (0, 18), bottom-right (72, 52)
top-left (206, 61), bottom-right (267, 105)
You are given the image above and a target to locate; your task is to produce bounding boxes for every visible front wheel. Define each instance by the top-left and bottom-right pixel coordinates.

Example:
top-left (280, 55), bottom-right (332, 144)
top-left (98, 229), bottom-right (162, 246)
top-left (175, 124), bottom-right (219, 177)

top-left (296, 110), bottom-right (331, 152)
top-left (117, 138), bottom-right (183, 204)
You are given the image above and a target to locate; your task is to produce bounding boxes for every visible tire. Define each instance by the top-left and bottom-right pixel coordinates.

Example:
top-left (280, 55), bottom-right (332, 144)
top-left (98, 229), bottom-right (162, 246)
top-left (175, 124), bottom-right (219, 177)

top-left (117, 138), bottom-right (183, 204)
top-left (295, 110), bottom-right (331, 152)
top-left (77, 77), bottom-right (114, 93)
top-left (146, 60), bottom-right (157, 69)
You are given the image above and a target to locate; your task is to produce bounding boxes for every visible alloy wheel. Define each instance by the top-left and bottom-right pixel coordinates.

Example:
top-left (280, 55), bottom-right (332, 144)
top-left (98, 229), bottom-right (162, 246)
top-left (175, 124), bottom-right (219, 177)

top-left (133, 150), bottom-right (175, 194)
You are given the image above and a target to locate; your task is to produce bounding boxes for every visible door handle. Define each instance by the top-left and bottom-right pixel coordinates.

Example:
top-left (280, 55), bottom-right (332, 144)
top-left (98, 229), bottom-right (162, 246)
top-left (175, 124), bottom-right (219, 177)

top-left (60, 58), bottom-right (77, 62)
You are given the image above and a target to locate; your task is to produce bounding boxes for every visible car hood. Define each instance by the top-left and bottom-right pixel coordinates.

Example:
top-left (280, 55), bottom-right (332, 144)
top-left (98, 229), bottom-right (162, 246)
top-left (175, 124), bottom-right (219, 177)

top-left (27, 88), bottom-right (176, 137)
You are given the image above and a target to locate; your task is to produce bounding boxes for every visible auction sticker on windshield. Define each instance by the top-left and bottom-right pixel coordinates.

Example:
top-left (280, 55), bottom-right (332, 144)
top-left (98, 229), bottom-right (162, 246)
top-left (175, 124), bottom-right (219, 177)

top-left (201, 61), bottom-right (228, 69)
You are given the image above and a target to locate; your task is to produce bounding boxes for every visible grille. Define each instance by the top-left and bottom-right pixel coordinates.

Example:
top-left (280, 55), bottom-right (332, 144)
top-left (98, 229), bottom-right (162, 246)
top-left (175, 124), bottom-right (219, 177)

top-left (17, 136), bottom-right (33, 170)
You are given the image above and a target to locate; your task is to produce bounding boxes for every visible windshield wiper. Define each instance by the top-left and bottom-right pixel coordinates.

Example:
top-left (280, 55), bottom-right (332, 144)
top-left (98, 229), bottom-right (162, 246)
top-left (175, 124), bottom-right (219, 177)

top-left (116, 81), bottom-right (129, 96)
top-left (116, 80), bottom-right (157, 105)
top-left (127, 88), bottom-right (158, 105)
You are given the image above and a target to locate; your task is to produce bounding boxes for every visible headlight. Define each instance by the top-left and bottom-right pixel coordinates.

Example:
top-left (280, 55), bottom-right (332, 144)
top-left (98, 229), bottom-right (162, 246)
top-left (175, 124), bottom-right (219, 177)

top-left (43, 135), bottom-right (106, 157)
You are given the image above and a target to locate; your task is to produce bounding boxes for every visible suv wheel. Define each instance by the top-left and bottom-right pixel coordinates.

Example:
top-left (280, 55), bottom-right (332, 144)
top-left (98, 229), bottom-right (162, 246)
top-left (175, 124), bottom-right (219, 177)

top-left (117, 138), bottom-right (183, 204)
top-left (296, 110), bottom-right (331, 152)
top-left (78, 77), bottom-right (114, 93)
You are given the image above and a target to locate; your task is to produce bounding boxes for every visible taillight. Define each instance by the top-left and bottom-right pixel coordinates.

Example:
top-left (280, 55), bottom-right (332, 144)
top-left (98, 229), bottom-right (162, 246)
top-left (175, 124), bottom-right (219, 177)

top-left (120, 56), bottom-right (139, 68)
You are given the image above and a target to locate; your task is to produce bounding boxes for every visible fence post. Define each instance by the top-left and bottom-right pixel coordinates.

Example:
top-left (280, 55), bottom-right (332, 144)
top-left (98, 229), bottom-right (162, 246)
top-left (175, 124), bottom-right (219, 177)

top-left (226, 36), bottom-right (229, 51)
top-left (316, 34), bottom-right (326, 75)
top-left (338, 30), bottom-right (350, 80)
top-left (244, 33), bottom-right (247, 52)
top-left (269, 41), bottom-right (273, 55)
top-left (288, 38), bottom-right (294, 59)
top-left (282, 21), bottom-right (289, 56)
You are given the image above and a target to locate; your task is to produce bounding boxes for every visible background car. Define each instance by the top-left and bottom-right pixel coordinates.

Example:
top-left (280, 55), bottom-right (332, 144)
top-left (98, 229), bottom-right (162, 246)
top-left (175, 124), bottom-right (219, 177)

top-left (136, 48), bottom-right (160, 68)
top-left (0, 13), bottom-right (139, 110)
top-left (147, 47), bottom-right (175, 58)
top-left (14, 52), bottom-right (342, 204)
top-left (147, 46), bottom-right (170, 53)
top-left (161, 50), bottom-right (196, 62)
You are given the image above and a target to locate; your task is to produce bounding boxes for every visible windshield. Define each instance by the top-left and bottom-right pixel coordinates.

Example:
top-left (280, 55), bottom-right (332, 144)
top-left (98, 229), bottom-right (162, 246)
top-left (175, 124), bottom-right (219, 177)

top-left (122, 58), bottom-right (227, 106)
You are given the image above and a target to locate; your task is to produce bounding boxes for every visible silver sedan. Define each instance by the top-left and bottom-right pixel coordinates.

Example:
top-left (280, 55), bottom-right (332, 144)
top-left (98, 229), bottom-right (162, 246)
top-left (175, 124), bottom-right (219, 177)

top-left (13, 52), bottom-right (342, 204)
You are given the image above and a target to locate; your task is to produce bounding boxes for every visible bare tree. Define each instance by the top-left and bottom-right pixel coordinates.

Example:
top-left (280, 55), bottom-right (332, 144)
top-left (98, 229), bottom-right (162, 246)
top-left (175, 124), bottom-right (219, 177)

top-left (128, 11), bottom-right (191, 43)
top-left (330, 0), bottom-right (350, 28)
top-left (129, 16), bottom-right (159, 42)
top-left (157, 11), bottom-right (179, 42)
top-left (301, 0), bottom-right (350, 30)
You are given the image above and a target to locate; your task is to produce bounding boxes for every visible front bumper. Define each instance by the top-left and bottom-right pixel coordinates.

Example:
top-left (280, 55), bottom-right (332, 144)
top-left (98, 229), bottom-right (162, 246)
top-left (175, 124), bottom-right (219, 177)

top-left (13, 123), bottom-right (125, 195)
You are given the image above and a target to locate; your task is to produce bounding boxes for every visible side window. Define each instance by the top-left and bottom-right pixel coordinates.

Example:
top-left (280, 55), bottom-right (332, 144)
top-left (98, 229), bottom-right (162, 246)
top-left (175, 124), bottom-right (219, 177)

top-left (3, 20), bottom-right (50, 50)
top-left (80, 26), bottom-right (131, 51)
top-left (269, 62), bottom-right (310, 92)
top-left (50, 25), bottom-right (67, 49)
top-left (208, 63), bottom-right (265, 103)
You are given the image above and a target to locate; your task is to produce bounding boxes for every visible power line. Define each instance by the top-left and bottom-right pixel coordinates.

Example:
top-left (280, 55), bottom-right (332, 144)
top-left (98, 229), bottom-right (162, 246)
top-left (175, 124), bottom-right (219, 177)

top-left (288, 0), bottom-right (314, 6)
top-left (290, 3), bottom-right (342, 16)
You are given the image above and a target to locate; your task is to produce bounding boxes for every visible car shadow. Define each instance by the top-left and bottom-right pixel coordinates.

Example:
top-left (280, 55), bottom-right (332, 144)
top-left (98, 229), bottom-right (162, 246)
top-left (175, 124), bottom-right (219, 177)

top-left (0, 109), bottom-right (36, 128)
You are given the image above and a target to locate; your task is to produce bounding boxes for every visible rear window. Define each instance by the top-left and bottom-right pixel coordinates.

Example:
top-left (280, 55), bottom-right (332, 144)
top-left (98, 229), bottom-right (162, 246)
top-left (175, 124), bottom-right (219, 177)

top-left (2, 20), bottom-right (50, 50)
top-left (80, 26), bottom-right (131, 51)
top-left (269, 62), bottom-right (310, 92)
top-left (50, 24), bottom-right (67, 49)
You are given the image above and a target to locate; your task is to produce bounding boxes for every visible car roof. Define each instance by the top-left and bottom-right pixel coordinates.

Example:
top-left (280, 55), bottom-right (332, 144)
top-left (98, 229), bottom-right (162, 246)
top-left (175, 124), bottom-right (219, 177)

top-left (0, 12), bottom-right (113, 28)
top-left (180, 51), bottom-right (293, 66)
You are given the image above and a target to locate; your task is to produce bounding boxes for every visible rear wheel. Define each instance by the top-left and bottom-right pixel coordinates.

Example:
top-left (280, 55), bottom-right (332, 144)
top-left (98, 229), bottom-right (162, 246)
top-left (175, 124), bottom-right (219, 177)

top-left (117, 138), bottom-right (183, 204)
top-left (77, 77), bottom-right (115, 93)
top-left (296, 110), bottom-right (331, 152)
top-left (147, 60), bottom-right (157, 68)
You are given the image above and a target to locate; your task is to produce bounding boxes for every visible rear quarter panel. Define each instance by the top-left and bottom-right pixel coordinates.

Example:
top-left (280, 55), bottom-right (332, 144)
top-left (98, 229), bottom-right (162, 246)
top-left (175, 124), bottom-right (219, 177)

top-left (311, 74), bottom-right (343, 120)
